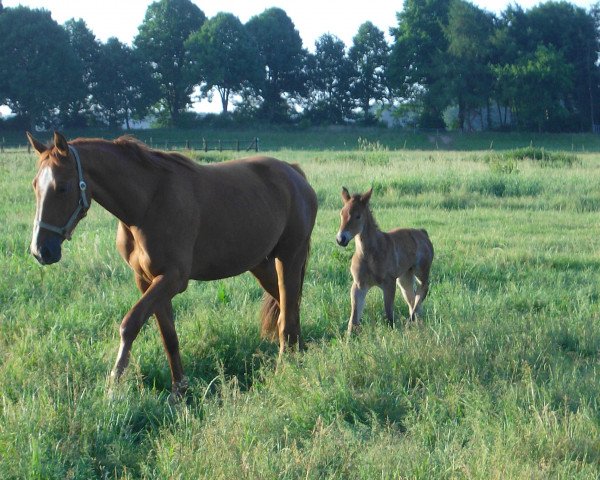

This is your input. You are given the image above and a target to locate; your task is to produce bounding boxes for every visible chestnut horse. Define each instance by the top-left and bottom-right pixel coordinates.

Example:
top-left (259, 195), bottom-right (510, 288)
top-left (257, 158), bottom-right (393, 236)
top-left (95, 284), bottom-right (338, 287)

top-left (28, 132), bottom-right (317, 395)
top-left (336, 187), bottom-right (434, 334)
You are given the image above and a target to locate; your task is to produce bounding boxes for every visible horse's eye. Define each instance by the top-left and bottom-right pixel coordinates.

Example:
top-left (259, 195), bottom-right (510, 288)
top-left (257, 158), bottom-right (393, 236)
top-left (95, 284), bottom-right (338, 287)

top-left (356, 215), bottom-right (361, 220)
top-left (56, 184), bottom-right (68, 194)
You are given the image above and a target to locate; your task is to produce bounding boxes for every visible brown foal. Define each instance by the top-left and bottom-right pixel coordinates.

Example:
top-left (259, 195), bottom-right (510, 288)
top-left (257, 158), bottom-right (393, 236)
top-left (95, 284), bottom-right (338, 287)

top-left (336, 187), bottom-right (434, 334)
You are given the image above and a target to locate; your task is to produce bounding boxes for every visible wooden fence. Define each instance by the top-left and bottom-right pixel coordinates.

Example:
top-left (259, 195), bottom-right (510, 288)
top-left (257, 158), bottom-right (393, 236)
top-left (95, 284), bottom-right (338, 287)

top-left (1, 137), bottom-right (260, 153)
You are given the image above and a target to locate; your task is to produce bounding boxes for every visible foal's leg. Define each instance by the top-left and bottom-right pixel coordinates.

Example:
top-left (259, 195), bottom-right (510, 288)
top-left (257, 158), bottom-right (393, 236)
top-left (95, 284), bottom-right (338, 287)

top-left (112, 271), bottom-right (183, 382)
top-left (412, 267), bottom-right (431, 322)
top-left (348, 282), bottom-right (368, 335)
top-left (381, 280), bottom-right (397, 327)
top-left (397, 272), bottom-right (416, 321)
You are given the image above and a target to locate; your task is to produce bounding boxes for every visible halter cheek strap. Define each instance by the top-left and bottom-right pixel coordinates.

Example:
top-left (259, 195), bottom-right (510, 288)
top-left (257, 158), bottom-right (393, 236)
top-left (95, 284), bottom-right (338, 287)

top-left (35, 145), bottom-right (90, 241)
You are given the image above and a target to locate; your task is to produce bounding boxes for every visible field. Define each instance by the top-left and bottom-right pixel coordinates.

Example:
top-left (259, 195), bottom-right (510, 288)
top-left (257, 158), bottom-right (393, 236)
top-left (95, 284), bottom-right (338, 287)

top-left (1, 132), bottom-right (600, 478)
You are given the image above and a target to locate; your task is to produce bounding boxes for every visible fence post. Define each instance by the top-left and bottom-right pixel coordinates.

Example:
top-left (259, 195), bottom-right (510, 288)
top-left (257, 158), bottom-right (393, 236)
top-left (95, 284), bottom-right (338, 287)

top-left (218, 140), bottom-right (222, 152)
top-left (150, 137), bottom-right (153, 148)
top-left (1, 137), bottom-right (4, 153)
top-left (203, 138), bottom-right (207, 152)
top-left (236, 139), bottom-right (240, 152)
top-left (255, 137), bottom-right (259, 152)
top-left (186, 139), bottom-right (190, 149)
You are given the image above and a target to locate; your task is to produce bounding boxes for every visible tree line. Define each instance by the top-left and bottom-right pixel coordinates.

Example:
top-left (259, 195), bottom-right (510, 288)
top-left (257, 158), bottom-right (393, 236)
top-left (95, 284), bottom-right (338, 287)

top-left (1, 0), bottom-right (599, 132)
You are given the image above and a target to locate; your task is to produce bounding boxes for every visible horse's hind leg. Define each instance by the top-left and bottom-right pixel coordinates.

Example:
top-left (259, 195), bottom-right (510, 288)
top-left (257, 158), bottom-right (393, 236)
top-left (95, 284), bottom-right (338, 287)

top-left (397, 272), bottom-right (416, 320)
top-left (274, 240), bottom-right (310, 357)
top-left (251, 257), bottom-right (280, 340)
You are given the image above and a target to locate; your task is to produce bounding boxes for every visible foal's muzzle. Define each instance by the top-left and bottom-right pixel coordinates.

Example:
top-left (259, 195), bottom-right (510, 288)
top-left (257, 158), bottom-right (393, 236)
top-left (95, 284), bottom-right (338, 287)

top-left (336, 231), bottom-right (350, 247)
top-left (32, 236), bottom-right (62, 265)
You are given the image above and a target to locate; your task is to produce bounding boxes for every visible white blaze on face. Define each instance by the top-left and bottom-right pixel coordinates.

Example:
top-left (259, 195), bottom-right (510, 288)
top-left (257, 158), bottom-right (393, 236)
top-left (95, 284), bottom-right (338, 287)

top-left (31, 165), bottom-right (54, 254)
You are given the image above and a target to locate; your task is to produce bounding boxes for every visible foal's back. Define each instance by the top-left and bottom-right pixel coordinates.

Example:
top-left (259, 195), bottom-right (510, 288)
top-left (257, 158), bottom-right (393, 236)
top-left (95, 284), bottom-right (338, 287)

top-left (388, 227), bottom-right (434, 273)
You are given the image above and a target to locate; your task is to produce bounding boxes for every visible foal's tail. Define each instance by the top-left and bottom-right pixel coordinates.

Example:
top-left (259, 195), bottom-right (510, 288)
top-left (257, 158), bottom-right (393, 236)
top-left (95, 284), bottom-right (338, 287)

top-left (260, 239), bottom-right (311, 341)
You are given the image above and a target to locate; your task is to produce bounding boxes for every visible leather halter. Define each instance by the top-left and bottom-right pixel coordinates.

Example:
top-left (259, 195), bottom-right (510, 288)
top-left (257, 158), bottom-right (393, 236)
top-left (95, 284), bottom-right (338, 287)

top-left (35, 145), bottom-right (89, 240)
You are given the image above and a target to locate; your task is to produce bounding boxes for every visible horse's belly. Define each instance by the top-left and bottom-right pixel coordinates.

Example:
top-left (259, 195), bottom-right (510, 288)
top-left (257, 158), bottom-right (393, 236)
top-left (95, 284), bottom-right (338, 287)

top-left (189, 224), bottom-right (282, 281)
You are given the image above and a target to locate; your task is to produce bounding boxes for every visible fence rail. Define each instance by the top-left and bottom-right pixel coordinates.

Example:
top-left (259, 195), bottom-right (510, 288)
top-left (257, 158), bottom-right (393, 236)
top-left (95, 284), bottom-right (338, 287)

top-left (0, 137), bottom-right (260, 153)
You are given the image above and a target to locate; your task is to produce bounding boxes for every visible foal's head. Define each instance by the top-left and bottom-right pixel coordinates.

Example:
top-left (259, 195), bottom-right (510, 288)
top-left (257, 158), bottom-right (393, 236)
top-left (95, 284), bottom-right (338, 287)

top-left (336, 187), bottom-right (372, 247)
top-left (28, 132), bottom-right (89, 265)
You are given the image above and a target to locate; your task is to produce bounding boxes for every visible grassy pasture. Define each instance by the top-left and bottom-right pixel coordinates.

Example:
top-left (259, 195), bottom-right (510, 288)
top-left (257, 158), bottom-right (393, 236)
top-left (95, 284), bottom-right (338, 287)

top-left (1, 139), bottom-right (600, 478)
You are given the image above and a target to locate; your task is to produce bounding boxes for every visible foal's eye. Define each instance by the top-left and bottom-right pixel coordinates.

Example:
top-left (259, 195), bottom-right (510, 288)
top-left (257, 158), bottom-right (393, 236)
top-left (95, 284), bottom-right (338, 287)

top-left (355, 215), bottom-right (361, 220)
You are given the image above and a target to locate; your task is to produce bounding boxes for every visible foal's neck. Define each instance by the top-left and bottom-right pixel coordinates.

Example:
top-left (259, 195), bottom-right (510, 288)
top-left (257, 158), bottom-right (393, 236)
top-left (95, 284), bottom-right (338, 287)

top-left (356, 208), bottom-right (382, 255)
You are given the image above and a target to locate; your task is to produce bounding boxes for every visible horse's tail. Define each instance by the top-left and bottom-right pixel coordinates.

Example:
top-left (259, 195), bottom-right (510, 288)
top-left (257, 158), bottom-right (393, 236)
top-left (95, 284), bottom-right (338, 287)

top-left (260, 292), bottom-right (280, 341)
top-left (260, 239), bottom-right (311, 342)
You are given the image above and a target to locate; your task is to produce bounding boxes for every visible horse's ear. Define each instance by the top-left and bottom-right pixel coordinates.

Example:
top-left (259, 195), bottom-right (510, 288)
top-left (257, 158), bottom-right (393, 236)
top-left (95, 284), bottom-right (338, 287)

top-left (341, 187), bottom-right (351, 203)
top-left (360, 188), bottom-right (373, 204)
top-left (26, 131), bottom-right (47, 155)
top-left (53, 131), bottom-right (69, 157)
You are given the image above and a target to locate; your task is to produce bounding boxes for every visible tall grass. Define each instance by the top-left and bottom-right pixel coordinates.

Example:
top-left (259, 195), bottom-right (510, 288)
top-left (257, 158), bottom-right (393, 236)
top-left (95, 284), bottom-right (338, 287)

top-left (1, 145), bottom-right (599, 478)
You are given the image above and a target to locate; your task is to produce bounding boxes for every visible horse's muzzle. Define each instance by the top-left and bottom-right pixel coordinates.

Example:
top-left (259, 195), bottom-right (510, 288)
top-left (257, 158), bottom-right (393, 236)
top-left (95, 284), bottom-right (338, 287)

top-left (336, 232), bottom-right (350, 247)
top-left (32, 236), bottom-right (62, 265)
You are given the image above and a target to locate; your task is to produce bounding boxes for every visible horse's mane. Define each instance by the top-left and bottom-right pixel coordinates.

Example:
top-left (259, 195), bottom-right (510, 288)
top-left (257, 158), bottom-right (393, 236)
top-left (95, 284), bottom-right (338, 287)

top-left (112, 136), bottom-right (200, 173)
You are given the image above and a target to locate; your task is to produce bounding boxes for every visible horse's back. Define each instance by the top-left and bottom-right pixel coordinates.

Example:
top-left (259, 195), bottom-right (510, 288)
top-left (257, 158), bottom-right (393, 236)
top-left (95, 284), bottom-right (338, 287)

top-left (188, 156), bottom-right (317, 280)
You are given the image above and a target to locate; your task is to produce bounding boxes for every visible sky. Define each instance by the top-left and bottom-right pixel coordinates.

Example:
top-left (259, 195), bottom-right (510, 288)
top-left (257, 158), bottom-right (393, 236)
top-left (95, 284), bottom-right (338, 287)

top-left (1, 0), bottom-right (597, 115)
top-left (3, 0), bottom-right (597, 50)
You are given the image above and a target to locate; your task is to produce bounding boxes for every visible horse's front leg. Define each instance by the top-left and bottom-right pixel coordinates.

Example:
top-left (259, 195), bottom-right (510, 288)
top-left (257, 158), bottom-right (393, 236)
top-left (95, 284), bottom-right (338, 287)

top-left (111, 271), bottom-right (184, 383)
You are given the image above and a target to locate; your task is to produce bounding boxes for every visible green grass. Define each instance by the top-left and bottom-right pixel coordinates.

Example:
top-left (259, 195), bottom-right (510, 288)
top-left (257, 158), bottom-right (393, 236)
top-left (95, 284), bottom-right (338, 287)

top-left (1, 144), bottom-right (600, 478)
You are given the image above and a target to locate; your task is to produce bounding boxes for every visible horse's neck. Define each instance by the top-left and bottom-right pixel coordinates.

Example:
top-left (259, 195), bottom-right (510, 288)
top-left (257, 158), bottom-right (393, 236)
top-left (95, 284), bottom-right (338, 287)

top-left (356, 210), bottom-right (382, 256)
top-left (77, 142), bottom-right (159, 225)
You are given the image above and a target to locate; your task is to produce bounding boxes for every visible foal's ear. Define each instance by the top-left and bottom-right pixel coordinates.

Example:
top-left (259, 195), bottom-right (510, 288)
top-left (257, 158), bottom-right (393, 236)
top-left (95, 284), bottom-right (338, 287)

top-left (360, 187), bottom-right (373, 204)
top-left (341, 187), bottom-right (351, 203)
top-left (53, 131), bottom-right (69, 157)
top-left (26, 131), bottom-right (47, 155)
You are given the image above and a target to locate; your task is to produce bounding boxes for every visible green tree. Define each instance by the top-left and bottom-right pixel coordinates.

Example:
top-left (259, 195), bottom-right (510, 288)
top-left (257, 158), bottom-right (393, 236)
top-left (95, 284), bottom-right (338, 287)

top-left (246, 7), bottom-right (307, 122)
top-left (62, 18), bottom-right (100, 126)
top-left (349, 22), bottom-right (389, 124)
top-left (491, 2), bottom-right (600, 132)
top-left (92, 38), bottom-right (160, 129)
top-left (389, 0), bottom-right (450, 128)
top-left (305, 34), bottom-right (353, 124)
top-left (492, 45), bottom-right (573, 131)
top-left (0, 6), bottom-right (83, 129)
top-left (186, 12), bottom-right (261, 114)
top-left (134, 0), bottom-right (205, 125)
top-left (445, 0), bottom-right (495, 130)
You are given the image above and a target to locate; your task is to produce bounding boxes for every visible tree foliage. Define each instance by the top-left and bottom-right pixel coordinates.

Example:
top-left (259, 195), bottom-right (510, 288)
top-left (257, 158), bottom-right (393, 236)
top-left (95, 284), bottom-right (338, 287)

top-left (246, 7), bottom-right (307, 122)
top-left (134, 0), bottom-right (205, 125)
top-left (305, 34), bottom-right (353, 124)
top-left (0, 6), bottom-right (83, 129)
top-left (186, 13), bottom-right (261, 114)
top-left (349, 22), bottom-right (389, 124)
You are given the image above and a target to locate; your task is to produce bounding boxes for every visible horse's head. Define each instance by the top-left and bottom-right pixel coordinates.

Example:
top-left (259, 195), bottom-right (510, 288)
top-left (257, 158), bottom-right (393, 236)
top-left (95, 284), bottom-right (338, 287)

top-left (28, 131), bottom-right (90, 265)
top-left (336, 187), bottom-right (372, 247)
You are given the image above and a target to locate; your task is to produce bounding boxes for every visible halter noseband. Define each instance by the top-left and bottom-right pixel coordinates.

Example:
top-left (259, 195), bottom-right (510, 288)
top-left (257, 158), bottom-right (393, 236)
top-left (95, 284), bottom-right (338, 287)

top-left (35, 145), bottom-right (89, 241)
